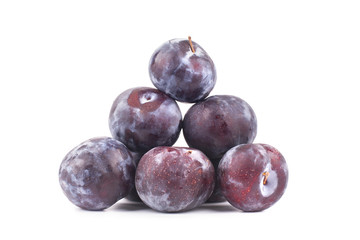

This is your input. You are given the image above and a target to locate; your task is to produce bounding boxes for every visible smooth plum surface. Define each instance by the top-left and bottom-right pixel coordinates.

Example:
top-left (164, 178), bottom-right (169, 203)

top-left (59, 137), bottom-right (136, 210)
top-left (183, 95), bottom-right (257, 160)
top-left (149, 38), bottom-right (216, 103)
top-left (218, 144), bottom-right (289, 212)
top-left (109, 87), bottom-right (182, 153)
top-left (135, 146), bottom-right (215, 212)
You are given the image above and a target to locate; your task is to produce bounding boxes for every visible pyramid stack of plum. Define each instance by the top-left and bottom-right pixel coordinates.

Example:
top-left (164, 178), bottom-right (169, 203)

top-left (59, 37), bottom-right (288, 213)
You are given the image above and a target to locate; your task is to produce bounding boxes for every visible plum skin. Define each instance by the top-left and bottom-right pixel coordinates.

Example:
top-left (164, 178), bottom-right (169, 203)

top-left (218, 143), bottom-right (289, 212)
top-left (109, 87), bottom-right (182, 154)
top-left (59, 137), bottom-right (136, 210)
top-left (135, 146), bottom-right (215, 212)
top-left (183, 95), bottom-right (257, 160)
top-left (149, 38), bottom-right (216, 103)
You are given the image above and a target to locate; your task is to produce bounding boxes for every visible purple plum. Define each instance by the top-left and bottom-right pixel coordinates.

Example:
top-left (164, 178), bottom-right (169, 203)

top-left (59, 137), bottom-right (135, 210)
top-left (218, 143), bottom-right (289, 212)
top-left (135, 146), bottom-right (215, 212)
top-left (183, 95), bottom-right (257, 160)
top-left (149, 37), bottom-right (216, 103)
top-left (109, 87), bottom-right (182, 153)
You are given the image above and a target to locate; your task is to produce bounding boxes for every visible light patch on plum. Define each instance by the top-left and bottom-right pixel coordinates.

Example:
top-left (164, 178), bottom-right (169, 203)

top-left (70, 173), bottom-right (85, 187)
top-left (64, 165), bottom-right (73, 175)
top-left (253, 145), bottom-right (266, 164)
top-left (149, 99), bottom-right (181, 137)
top-left (194, 46), bottom-right (205, 57)
top-left (109, 89), bottom-right (132, 137)
top-left (139, 191), bottom-right (173, 212)
top-left (189, 150), bottom-right (212, 172)
top-left (227, 176), bottom-right (244, 188)
top-left (184, 49), bottom-right (195, 60)
top-left (78, 186), bottom-right (92, 195)
top-left (81, 198), bottom-right (108, 210)
top-left (139, 92), bottom-right (158, 104)
top-left (74, 157), bottom-right (86, 168)
top-left (259, 163), bottom-right (278, 197)
top-left (116, 152), bottom-right (134, 182)
top-left (223, 145), bottom-right (239, 161)
top-left (240, 198), bottom-right (267, 212)
top-left (194, 184), bottom-right (213, 206)
top-left (169, 38), bottom-right (183, 44)
top-left (154, 154), bottom-right (163, 165)
top-left (241, 101), bottom-right (253, 122)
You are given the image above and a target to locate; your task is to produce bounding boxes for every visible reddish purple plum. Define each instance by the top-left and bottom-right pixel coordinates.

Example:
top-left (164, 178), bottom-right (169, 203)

top-left (109, 87), bottom-right (182, 153)
top-left (183, 95), bottom-right (257, 160)
top-left (218, 144), bottom-right (289, 212)
top-left (59, 137), bottom-right (136, 210)
top-left (149, 37), bottom-right (216, 103)
top-left (135, 146), bottom-right (215, 212)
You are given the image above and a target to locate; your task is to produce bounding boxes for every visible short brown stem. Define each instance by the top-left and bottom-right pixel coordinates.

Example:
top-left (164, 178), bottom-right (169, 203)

top-left (262, 171), bottom-right (270, 185)
top-left (188, 36), bottom-right (195, 53)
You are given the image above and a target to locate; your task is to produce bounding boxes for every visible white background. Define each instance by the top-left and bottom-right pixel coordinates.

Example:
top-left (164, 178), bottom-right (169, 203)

top-left (1, 0), bottom-right (359, 239)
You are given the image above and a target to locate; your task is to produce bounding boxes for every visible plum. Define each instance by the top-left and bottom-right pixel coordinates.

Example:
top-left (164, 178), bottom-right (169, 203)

top-left (149, 37), bottom-right (216, 103)
top-left (59, 137), bottom-right (135, 210)
top-left (218, 143), bottom-right (289, 212)
top-left (109, 87), bottom-right (182, 153)
top-left (183, 95), bottom-right (257, 160)
top-left (135, 146), bottom-right (215, 212)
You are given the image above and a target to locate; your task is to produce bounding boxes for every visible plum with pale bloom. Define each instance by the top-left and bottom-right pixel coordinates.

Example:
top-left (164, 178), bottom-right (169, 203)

top-left (218, 143), bottom-right (288, 212)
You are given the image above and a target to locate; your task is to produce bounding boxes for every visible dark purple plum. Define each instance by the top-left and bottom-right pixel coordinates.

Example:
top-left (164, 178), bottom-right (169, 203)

top-left (59, 137), bottom-right (136, 210)
top-left (149, 37), bottom-right (216, 103)
top-left (218, 144), bottom-right (289, 212)
top-left (183, 95), bottom-right (257, 160)
top-left (206, 158), bottom-right (226, 203)
top-left (135, 146), bottom-right (215, 212)
top-left (109, 87), bottom-right (182, 153)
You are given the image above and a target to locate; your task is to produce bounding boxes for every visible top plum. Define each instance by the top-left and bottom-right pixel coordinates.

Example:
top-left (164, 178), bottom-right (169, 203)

top-left (149, 37), bottom-right (216, 103)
